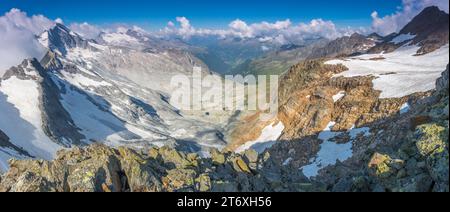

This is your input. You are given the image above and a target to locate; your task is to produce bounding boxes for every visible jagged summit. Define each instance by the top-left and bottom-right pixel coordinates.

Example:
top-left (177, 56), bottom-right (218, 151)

top-left (400, 6), bottom-right (449, 35)
top-left (38, 23), bottom-right (93, 56)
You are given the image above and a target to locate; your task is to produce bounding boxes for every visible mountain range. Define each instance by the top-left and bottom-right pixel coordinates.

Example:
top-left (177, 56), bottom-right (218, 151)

top-left (0, 6), bottom-right (448, 192)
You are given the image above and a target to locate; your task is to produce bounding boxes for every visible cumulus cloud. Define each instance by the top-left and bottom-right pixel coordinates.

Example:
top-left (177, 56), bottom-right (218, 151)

top-left (0, 9), bottom-right (53, 75)
top-left (160, 17), bottom-right (360, 44)
top-left (371, 0), bottom-right (449, 35)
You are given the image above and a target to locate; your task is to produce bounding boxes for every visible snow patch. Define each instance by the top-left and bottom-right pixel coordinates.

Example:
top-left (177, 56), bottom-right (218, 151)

top-left (102, 33), bottom-right (139, 46)
top-left (348, 126), bottom-right (371, 139)
top-left (0, 77), bottom-right (62, 161)
top-left (283, 157), bottom-right (293, 166)
top-left (400, 102), bottom-right (410, 114)
top-left (236, 121), bottom-right (285, 153)
top-left (391, 33), bottom-right (416, 44)
top-left (326, 44), bottom-right (449, 98)
top-left (332, 91), bottom-right (346, 102)
top-left (301, 122), bottom-right (372, 178)
top-left (61, 71), bottom-right (111, 88)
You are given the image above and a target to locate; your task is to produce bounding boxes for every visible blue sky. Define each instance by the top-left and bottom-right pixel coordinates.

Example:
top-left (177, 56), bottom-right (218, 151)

top-left (0, 0), bottom-right (403, 29)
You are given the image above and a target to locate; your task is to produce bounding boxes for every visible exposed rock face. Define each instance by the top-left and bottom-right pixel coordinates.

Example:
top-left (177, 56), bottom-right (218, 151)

top-left (0, 144), bottom-right (311, 192)
top-left (369, 6), bottom-right (449, 55)
top-left (308, 33), bottom-right (377, 59)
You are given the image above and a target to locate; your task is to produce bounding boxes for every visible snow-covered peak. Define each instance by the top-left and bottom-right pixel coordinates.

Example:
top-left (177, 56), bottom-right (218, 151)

top-left (38, 23), bottom-right (92, 56)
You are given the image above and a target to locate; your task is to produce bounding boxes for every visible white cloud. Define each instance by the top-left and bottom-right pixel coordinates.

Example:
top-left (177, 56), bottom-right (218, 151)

top-left (0, 8), bottom-right (55, 35)
top-left (160, 17), bottom-right (359, 44)
top-left (371, 0), bottom-right (449, 35)
top-left (0, 9), bottom-right (50, 75)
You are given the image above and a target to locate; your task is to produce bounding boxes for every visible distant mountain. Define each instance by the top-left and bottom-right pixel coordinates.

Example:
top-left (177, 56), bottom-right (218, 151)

top-left (308, 33), bottom-right (379, 59)
top-left (229, 38), bottom-right (329, 76)
top-left (186, 36), bottom-right (280, 75)
top-left (366, 33), bottom-right (384, 42)
top-left (369, 6), bottom-right (449, 55)
top-left (228, 32), bottom-right (381, 76)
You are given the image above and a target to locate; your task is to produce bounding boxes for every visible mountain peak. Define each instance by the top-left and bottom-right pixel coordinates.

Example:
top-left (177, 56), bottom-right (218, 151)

top-left (420, 6), bottom-right (443, 15)
top-left (54, 23), bottom-right (71, 33)
top-left (349, 32), bottom-right (364, 38)
top-left (38, 23), bottom-right (90, 56)
top-left (400, 6), bottom-right (449, 35)
top-left (369, 6), bottom-right (449, 55)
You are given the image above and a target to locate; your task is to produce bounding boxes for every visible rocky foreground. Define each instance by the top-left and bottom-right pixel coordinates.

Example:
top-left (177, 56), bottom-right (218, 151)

top-left (0, 144), bottom-right (314, 192)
